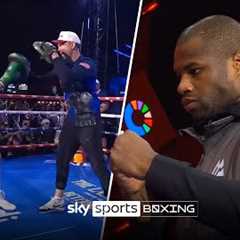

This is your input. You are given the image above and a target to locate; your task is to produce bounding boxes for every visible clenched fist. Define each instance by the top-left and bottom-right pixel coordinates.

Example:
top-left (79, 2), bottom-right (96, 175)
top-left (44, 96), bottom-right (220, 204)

top-left (110, 130), bottom-right (158, 179)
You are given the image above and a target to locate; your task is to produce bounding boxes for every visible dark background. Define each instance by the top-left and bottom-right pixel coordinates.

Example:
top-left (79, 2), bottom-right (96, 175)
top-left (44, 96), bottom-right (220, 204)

top-left (0, 0), bottom-right (140, 95)
top-left (148, 0), bottom-right (240, 129)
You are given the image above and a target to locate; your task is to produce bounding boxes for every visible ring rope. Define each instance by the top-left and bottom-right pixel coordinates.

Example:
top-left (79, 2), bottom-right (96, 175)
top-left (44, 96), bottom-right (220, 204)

top-left (0, 110), bottom-right (121, 119)
top-left (0, 143), bottom-right (110, 154)
top-left (0, 127), bottom-right (118, 136)
top-left (0, 93), bottom-right (124, 102)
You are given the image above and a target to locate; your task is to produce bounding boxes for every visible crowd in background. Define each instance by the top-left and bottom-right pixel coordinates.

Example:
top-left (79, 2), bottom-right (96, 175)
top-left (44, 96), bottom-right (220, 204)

top-left (0, 79), bottom-right (123, 158)
top-left (0, 100), bottom-right (62, 157)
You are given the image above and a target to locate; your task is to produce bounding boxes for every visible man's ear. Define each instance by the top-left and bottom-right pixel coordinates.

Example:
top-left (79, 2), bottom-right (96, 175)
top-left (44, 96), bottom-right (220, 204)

top-left (232, 51), bottom-right (240, 72)
top-left (71, 42), bottom-right (76, 50)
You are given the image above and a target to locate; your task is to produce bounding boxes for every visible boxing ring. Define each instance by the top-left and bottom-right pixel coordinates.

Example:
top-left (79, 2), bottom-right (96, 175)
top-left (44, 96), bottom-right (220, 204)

top-left (0, 93), bottom-right (123, 240)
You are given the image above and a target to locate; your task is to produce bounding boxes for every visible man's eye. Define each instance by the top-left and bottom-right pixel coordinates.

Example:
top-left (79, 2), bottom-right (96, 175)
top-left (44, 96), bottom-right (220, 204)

top-left (189, 68), bottom-right (201, 76)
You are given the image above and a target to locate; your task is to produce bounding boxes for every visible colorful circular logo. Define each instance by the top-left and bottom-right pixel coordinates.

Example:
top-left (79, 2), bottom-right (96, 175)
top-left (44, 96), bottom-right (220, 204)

top-left (124, 100), bottom-right (153, 136)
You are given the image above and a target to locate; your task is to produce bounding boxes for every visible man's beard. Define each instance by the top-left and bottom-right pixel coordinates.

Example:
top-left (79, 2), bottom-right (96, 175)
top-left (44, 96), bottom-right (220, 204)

top-left (60, 53), bottom-right (73, 66)
top-left (191, 97), bottom-right (228, 122)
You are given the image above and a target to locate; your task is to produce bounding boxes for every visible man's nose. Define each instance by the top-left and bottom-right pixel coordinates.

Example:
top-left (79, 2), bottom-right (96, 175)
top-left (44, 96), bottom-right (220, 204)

top-left (177, 75), bottom-right (193, 95)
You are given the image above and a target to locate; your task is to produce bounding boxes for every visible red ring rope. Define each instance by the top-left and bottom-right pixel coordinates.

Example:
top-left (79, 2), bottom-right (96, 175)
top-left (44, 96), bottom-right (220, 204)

top-left (0, 93), bottom-right (123, 102)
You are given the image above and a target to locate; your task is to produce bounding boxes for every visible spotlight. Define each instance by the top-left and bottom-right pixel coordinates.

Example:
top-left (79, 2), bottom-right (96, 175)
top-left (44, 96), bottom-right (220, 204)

top-left (142, 1), bottom-right (160, 16)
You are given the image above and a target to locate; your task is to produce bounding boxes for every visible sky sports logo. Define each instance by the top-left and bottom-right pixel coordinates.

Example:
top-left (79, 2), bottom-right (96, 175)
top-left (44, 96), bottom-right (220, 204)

top-left (67, 201), bottom-right (198, 217)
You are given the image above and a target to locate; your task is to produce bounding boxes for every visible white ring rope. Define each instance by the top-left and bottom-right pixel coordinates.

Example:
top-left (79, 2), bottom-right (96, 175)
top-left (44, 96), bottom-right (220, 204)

top-left (0, 127), bottom-right (117, 136)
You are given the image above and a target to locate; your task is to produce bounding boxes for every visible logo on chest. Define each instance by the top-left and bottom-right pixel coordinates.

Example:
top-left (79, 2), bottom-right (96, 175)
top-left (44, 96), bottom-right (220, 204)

top-left (211, 159), bottom-right (224, 176)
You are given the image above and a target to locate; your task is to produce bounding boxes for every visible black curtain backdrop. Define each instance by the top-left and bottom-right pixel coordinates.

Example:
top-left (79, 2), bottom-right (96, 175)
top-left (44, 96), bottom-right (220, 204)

top-left (0, 0), bottom-right (140, 95)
